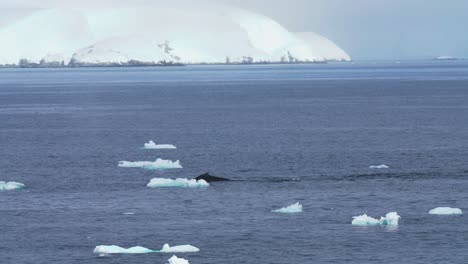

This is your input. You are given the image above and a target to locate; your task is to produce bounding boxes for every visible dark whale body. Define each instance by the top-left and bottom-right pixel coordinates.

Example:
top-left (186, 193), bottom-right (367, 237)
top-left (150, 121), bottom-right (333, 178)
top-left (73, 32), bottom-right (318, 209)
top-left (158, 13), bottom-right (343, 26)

top-left (195, 173), bottom-right (230, 182)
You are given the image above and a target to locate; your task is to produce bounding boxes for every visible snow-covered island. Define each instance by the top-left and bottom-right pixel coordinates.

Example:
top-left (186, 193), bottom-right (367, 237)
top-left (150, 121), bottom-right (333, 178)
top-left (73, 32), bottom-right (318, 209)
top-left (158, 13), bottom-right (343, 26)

top-left (0, 5), bottom-right (351, 68)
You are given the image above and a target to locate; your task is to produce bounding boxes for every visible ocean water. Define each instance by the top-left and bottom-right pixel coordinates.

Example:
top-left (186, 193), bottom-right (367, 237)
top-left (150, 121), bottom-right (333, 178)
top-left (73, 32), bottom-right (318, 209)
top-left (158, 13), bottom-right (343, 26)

top-left (0, 61), bottom-right (467, 264)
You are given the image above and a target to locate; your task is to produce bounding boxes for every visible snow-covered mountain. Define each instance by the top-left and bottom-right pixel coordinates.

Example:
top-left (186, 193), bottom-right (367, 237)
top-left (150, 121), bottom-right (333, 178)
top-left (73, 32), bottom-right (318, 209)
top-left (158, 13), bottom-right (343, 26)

top-left (0, 4), bottom-right (351, 66)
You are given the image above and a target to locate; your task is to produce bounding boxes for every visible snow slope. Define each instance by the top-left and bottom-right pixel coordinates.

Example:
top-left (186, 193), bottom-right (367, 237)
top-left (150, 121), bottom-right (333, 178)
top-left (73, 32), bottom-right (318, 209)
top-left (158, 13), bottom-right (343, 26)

top-left (0, 4), bottom-right (351, 66)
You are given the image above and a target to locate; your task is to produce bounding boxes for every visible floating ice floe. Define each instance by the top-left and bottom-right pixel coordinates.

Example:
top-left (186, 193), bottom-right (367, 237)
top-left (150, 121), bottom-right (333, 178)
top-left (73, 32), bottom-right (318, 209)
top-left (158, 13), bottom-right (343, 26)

top-left (118, 158), bottom-right (182, 170)
top-left (144, 140), bottom-right (177, 150)
top-left (160, 244), bottom-right (200, 253)
top-left (352, 212), bottom-right (401, 226)
top-left (272, 202), bottom-right (303, 214)
top-left (147, 178), bottom-right (209, 188)
top-left (429, 207), bottom-right (463, 215)
top-left (168, 255), bottom-right (190, 264)
top-left (0, 181), bottom-right (26, 191)
top-left (369, 164), bottom-right (390, 169)
top-left (93, 244), bottom-right (199, 255)
top-left (94, 245), bottom-right (155, 254)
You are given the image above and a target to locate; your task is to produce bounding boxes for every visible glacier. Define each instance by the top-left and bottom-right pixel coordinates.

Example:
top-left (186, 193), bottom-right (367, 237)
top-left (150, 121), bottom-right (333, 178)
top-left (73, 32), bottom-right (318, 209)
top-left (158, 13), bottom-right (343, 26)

top-left (0, 2), bottom-right (351, 66)
top-left (0, 181), bottom-right (26, 191)
top-left (147, 178), bottom-right (209, 188)
top-left (168, 255), bottom-right (190, 264)
top-left (144, 140), bottom-right (177, 150)
top-left (352, 212), bottom-right (401, 226)
top-left (118, 158), bottom-right (182, 170)
top-left (272, 202), bottom-right (303, 214)
top-left (429, 207), bottom-right (463, 215)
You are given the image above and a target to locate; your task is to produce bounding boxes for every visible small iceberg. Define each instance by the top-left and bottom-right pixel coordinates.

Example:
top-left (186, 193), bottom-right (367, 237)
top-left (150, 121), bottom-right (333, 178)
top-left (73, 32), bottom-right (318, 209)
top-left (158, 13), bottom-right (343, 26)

top-left (118, 158), bottom-right (182, 170)
top-left (94, 245), bottom-right (155, 254)
top-left (144, 140), bottom-right (177, 150)
top-left (369, 164), bottom-right (389, 169)
top-left (352, 212), bottom-right (401, 226)
top-left (0, 181), bottom-right (25, 191)
top-left (147, 178), bottom-right (209, 188)
top-left (272, 202), bottom-right (303, 214)
top-left (93, 244), bottom-right (199, 255)
top-left (160, 244), bottom-right (200, 253)
top-left (429, 207), bottom-right (463, 215)
top-left (168, 255), bottom-right (190, 264)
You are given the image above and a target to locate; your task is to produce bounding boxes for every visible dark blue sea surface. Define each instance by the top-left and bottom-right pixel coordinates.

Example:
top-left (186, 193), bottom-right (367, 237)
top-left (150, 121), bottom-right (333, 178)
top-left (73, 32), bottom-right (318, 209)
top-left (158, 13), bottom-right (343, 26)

top-left (1, 61), bottom-right (467, 264)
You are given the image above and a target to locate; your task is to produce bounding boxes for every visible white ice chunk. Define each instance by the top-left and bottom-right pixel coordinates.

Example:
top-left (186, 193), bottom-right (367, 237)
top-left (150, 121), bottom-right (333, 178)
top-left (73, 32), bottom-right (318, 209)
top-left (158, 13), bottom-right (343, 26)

top-left (93, 245), bottom-right (155, 254)
top-left (93, 244), bottom-right (199, 255)
top-left (168, 255), bottom-right (190, 264)
top-left (144, 140), bottom-right (177, 150)
top-left (118, 158), bottom-right (182, 170)
top-left (369, 164), bottom-right (390, 169)
top-left (429, 207), bottom-right (463, 215)
top-left (147, 178), bottom-right (209, 188)
top-left (0, 181), bottom-right (25, 191)
top-left (160, 244), bottom-right (200, 253)
top-left (272, 202), bottom-right (303, 214)
top-left (352, 212), bottom-right (400, 226)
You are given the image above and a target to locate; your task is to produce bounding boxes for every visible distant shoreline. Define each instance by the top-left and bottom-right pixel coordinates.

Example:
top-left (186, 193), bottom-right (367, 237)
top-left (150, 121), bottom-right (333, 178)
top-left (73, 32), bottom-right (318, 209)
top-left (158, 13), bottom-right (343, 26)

top-left (0, 60), bottom-right (342, 69)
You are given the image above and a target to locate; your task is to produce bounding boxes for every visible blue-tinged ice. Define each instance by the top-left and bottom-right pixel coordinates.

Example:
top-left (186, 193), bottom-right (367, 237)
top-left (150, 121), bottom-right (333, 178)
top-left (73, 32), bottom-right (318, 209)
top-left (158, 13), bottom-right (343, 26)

top-left (144, 140), bottom-right (177, 150)
top-left (168, 255), bottom-right (190, 264)
top-left (272, 202), bottom-right (303, 214)
top-left (0, 181), bottom-right (25, 191)
top-left (147, 178), bottom-right (209, 188)
top-left (429, 207), bottom-right (463, 215)
top-left (369, 164), bottom-right (389, 169)
top-left (118, 158), bottom-right (182, 170)
top-left (352, 212), bottom-right (400, 226)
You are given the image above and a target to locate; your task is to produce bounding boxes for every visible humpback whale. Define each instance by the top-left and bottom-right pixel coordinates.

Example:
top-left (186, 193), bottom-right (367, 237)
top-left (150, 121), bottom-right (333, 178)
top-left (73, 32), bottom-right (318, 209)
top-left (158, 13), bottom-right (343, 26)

top-left (195, 173), bottom-right (230, 182)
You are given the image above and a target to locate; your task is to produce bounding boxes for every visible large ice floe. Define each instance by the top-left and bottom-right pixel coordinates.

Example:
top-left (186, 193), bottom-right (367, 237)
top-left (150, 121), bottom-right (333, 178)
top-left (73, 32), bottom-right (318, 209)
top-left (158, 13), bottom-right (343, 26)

top-left (272, 202), bottom-right (303, 214)
top-left (369, 164), bottom-right (390, 169)
top-left (143, 140), bottom-right (177, 150)
top-left (429, 207), bottom-right (463, 215)
top-left (160, 244), bottom-right (200, 253)
top-left (0, 181), bottom-right (25, 191)
top-left (147, 178), bottom-right (209, 188)
top-left (352, 212), bottom-right (401, 226)
top-left (0, 1), bottom-right (351, 66)
top-left (94, 245), bottom-right (155, 254)
top-left (168, 255), bottom-right (190, 264)
top-left (93, 244), bottom-right (199, 255)
top-left (118, 158), bottom-right (182, 170)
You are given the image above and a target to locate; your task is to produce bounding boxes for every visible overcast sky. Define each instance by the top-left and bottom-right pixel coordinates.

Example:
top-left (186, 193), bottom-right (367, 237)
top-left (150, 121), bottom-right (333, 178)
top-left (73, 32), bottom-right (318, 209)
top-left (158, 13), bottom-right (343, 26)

top-left (2, 0), bottom-right (467, 60)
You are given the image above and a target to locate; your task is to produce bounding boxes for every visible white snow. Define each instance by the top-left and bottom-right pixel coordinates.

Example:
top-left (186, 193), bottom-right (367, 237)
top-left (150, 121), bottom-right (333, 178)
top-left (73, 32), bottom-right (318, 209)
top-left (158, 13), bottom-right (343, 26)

top-left (352, 212), bottom-right (401, 226)
top-left (160, 244), bottom-right (200, 253)
top-left (147, 178), bottom-right (209, 188)
top-left (272, 202), bottom-right (303, 214)
top-left (118, 158), bottom-right (182, 170)
top-left (0, 3), bottom-right (351, 65)
top-left (369, 164), bottom-right (390, 169)
top-left (144, 140), bottom-right (177, 150)
top-left (93, 245), bottom-right (154, 254)
top-left (429, 207), bottom-right (463, 215)
top-left (168, 255), bottom-right (190, 264)
top-left (0, 181), bottom-right (25, 191)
